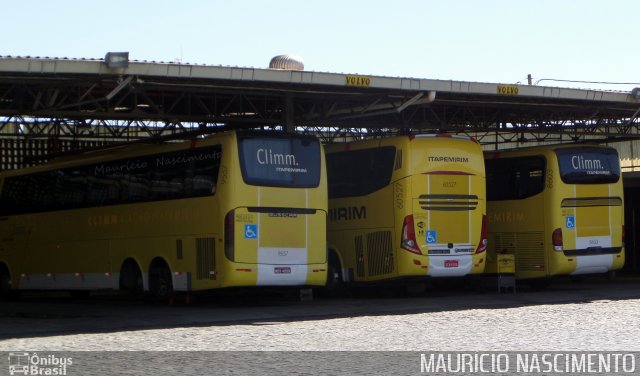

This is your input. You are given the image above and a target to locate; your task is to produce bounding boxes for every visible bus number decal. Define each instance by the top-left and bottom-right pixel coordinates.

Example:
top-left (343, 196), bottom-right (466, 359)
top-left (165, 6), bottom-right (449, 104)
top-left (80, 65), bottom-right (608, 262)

top-left (546, 169), bottom-right (553, 189)
top-left (244, 224), bottom-right (258, 239)
top-left (236, 214), bottom-right (255, 222)
top-left (394, 183), bottom-right (404, 209)
top-left (220, 165), bottom-right (229, 185)
top-left (497, 85), bottom-right (519, 96)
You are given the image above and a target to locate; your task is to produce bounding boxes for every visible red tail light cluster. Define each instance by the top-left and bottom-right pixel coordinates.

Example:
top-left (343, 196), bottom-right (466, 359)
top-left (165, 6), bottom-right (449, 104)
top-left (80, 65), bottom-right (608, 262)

top-left (552, 228), bottom-right (563, 252)
top-left (475, 215), bottom-right (488, 254)
top-left (401, 215), bottom-right (422, 255)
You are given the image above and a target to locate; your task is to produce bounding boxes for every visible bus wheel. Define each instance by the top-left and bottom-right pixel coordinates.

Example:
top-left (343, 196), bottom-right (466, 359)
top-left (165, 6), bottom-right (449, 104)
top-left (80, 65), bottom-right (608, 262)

top-left (320, 253), bottom-right (343, 297)
top-left (0, 265), bottom-right (18, 301)
top-left (120, 259), bottom-right (144, 294)
top-left (149, 260), bottom-right (173, 302)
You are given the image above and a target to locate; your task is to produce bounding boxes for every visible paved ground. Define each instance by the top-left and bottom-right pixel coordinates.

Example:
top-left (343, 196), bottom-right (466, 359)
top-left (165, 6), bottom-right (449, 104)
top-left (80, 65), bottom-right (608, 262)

top-left (1, 277), bottom-right (640, 352)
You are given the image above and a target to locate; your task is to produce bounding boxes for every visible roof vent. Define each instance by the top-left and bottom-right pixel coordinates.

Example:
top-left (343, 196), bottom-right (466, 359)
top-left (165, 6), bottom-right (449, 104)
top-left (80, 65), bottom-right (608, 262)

top-left (269, 54), bottom-right (304, 70)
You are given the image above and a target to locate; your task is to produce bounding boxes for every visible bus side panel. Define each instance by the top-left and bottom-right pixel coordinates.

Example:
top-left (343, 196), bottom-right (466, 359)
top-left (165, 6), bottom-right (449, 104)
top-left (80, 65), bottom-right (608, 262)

top-left (394, 178), bottom-right (431, 278)
top-left (106, 197), bottom-right (219, 292)
top-left (19, 211), bottom-right (113, 290)
top-left (15, 197), bottom-right (220, 292)
top-left (328, 187), bottom-right (396, 282)
top-left (0, 215), bottom-right (30, 290)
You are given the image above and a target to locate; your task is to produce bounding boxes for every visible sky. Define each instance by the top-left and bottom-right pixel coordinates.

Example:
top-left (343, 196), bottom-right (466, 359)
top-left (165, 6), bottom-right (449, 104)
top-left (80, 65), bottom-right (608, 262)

top-left (3, 0), bottom-right (639, 92)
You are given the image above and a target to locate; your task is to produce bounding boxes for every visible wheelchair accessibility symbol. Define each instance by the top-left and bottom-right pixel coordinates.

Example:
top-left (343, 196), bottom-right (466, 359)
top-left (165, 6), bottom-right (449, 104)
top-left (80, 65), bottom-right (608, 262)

top-left (426, 230), bottom-right (437, 244)
top-left (244, 224), bottom-right (258, 239)
top-left (565, 216), bottom-right (575, 229)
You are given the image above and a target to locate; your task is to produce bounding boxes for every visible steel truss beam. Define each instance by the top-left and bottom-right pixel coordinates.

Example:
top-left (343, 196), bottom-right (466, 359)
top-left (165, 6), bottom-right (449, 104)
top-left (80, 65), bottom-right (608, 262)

top-left (1, 69), bottom-right (640, 169)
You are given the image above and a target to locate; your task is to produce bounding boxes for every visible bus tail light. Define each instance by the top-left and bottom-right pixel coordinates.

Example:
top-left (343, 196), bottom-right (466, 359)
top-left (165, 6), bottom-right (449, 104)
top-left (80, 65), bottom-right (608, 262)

top-left (475, 214), bottom-right (488, 254)
top-left (552, 228), bottom-right (563, 252)
top-left (224, 210), bottom-right (235, 261)
top-left (622, 225), bottom-right (626, 247)
top-left (401, 215), bottom-right (422, 255)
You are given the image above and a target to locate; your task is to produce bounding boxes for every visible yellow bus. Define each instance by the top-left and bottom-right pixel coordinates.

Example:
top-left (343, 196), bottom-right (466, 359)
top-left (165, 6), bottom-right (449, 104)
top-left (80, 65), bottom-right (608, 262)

top-left (0, 131), bottom-right (327, 300)
top-left (325, 134), bottom-right (487, 290)
top-left (485, 145), bottom-right (625, 280)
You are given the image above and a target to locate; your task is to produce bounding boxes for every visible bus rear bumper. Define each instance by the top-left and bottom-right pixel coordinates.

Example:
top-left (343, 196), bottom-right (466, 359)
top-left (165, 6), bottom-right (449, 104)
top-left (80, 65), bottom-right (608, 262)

top-left (220, 263), bottom-right (327, 288)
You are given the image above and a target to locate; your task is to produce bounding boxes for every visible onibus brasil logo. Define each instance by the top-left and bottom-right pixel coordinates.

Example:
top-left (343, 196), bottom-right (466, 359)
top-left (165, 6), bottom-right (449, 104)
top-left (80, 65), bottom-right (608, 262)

top-left (8, 352), bottom-right (73, 375)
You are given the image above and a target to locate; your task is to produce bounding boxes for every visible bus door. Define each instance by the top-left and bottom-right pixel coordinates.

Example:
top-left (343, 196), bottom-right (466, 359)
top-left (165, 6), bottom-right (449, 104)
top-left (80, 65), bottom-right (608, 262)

top-left (230, 135), bottom-right (325, 286)
top-left (556, 148), bottom-right (623, 275)
top-left (411, 172), bottom-right (482, 277)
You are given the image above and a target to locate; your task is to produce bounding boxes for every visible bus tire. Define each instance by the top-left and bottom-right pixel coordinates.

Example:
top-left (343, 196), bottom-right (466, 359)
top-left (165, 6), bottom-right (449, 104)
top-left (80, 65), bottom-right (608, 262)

top-left (0, 264), bottom-right (18, 301)
top-left (120, 259), bottom-right (144, 294)
top-left (321, 251), bottom-right (343, 297)
top-left (149, 259), bottom-right (173, 302)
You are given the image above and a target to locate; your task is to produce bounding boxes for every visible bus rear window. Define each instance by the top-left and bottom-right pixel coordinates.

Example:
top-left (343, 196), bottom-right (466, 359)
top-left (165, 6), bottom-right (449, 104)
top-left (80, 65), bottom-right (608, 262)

top-left (556, 148), bottom-right (620, 184)
top-left (238, 136), bottom-right (321, 188)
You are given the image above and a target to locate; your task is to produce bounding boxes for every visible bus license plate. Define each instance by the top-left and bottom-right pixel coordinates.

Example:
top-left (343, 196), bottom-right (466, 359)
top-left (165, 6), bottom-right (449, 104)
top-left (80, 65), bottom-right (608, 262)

top-left (274, 267), bottom-right (291, 274)
top-left (444, 260), bottom-right (459, 268)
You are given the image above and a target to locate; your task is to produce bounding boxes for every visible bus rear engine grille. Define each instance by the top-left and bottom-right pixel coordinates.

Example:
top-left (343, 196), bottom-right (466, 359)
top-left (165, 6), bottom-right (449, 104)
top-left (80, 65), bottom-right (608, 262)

top-left (419, 194), bottom-right (479, 211)
top-left (494, 232), bottom-right (545, 272)
top-left (366, 231), bottom-right (394, 277)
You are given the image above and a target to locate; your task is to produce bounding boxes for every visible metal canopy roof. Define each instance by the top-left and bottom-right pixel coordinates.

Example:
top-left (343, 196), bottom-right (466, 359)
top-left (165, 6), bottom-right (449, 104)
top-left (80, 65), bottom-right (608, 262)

top-left (1, 56), bottom-right (639, 148)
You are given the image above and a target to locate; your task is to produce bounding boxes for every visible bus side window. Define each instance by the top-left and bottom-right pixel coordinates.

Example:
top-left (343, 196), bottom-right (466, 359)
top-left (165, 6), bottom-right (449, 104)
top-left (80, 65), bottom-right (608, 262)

top-left (327, 147), bottom-right (395, 199)
top-left (486, 160), bottom-right (512, 200)
top-left (486, 156), bottom-right (545, 201)
top-left (515, 159), bottom-right (545, 199)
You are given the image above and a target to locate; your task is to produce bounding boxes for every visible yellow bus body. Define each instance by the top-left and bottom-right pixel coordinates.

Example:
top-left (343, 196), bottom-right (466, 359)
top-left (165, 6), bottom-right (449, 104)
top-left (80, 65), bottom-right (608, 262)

top-left (485, 145), bottom-right (624, 279)
top-left (0, 131), bottom-right (327, 295)
top-left (326, 135), bottom-right (487, 284)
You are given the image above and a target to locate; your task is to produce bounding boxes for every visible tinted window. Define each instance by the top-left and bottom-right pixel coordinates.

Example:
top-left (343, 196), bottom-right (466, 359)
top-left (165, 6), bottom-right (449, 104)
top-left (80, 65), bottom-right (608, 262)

top-left (238, 136), bottom-right (321, 188)
top-left (556, 147), bottom-right (620, 184)
top-left (486, 156), bottom-right (545, 201)
top-left (327, 146), bottom-right (396, 199)
top-left (0, 145), bottom-right (221, 215)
